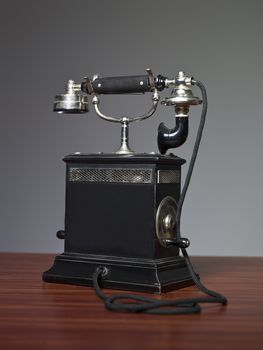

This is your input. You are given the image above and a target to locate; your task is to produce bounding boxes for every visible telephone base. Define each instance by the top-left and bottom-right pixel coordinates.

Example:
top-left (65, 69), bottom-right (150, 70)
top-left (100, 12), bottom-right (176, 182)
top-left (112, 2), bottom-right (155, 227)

top-left (43, 252), bottom-right (196, 293)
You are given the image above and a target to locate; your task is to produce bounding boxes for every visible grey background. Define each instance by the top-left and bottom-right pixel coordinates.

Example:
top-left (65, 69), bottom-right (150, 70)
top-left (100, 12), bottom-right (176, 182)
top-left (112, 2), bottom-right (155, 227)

top-left (0, 0), bottom-right (262, 256)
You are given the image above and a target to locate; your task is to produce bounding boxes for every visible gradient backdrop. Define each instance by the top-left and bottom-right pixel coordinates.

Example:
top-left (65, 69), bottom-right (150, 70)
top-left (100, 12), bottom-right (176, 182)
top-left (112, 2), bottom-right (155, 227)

top-left (1, 0), bottom-right (262, 256)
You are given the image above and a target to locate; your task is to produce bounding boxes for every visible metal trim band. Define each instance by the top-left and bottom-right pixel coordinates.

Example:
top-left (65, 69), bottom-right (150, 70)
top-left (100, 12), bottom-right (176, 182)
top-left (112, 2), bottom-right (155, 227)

top-left (69, 167), bottom-right (153, 184)
top-left (157, 170), bottom-right (180, 184)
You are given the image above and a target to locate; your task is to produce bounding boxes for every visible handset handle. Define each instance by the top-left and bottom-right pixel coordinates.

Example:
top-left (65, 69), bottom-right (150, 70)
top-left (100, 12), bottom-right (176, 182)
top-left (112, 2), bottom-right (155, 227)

top-left (91, 75), bottom-right (150, 94)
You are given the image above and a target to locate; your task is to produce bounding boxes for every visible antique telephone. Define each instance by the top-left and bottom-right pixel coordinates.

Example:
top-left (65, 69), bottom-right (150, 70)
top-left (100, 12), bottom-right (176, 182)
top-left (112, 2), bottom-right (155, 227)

top-left (43, 69), bottom-right (227, 314)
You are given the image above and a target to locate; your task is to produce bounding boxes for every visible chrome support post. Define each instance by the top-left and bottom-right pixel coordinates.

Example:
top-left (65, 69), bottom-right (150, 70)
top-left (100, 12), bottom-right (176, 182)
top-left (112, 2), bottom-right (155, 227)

top-left (116, 117), bottom-right (134, 154)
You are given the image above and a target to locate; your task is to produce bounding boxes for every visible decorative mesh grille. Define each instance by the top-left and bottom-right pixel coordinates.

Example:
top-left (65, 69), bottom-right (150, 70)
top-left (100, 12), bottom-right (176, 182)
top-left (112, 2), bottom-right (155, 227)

top-left (157, 170), bottom-right (180, 184)
top-left (69, 167), bottom-right (152, 184)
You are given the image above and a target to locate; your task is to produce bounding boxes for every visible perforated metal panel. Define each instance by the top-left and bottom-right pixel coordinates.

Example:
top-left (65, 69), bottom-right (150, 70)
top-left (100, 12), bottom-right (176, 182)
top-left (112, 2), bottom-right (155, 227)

top-left (157, 170), bottom-right (180, 184)
top-left (69, 167), bottom-right (153, 184)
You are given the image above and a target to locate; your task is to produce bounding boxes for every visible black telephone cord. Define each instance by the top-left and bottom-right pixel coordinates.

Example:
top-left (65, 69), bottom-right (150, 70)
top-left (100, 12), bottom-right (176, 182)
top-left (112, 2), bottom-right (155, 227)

top-left (93, 80), bottom-right (228, 314)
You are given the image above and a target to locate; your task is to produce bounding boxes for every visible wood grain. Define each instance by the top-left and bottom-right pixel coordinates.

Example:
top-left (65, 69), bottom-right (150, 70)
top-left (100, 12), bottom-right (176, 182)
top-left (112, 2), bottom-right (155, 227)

top-left (0, 253), bottom-right (262, 350)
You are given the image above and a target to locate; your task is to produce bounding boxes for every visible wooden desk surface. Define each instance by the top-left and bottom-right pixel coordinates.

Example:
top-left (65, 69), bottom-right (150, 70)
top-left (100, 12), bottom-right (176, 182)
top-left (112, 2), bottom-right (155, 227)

top-left (0, 254), bottom-right (262, 350)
